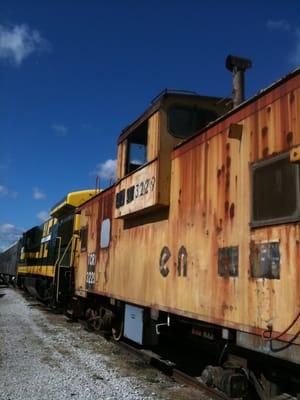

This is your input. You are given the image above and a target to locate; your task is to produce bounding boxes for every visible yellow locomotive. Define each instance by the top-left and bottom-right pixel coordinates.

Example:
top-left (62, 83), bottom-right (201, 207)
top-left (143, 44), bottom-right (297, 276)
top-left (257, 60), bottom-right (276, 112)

top-left (17, 190), bottom-right (96, 305)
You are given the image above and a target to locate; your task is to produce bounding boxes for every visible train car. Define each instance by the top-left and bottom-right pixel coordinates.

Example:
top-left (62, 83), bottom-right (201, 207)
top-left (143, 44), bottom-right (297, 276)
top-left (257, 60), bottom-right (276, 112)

top-left (74, 57), bottom-right (300, 397)
top-left (18, 190), bottom-right (96, 306)
top-left (18, 220), bottom-right (56, 300)
top-left (0, 241), bottom-right (21, 285)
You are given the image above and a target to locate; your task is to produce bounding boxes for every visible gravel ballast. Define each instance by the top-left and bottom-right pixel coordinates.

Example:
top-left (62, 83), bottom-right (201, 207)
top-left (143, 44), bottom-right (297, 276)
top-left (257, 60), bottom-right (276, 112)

top-left (0, 288), bottom-right (202, 400)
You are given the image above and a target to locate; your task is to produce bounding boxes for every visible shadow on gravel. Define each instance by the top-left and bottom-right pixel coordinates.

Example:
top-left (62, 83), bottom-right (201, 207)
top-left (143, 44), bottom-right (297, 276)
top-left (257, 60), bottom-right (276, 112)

top-left (27, 303), bottom-right (44, 307)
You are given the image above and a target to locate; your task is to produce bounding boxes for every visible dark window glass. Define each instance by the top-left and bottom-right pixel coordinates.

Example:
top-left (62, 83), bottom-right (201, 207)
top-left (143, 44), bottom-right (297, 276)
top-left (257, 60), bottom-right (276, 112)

top-left (126, 186), bottom-right (135, 203)
top-left (116, 189), bottom-right (125, 208)
top-left (57, 215), bottom-right (74, 246)
top-left (167, 106), bottom-right (218, 139)
top-left (80, 226), bottom-right (88, 252)
top-left (252, 154), bottom-right (300, 226)
top-left (24, 226), bottom-right (42, 252)
top-left (48, 224), bottom-right (58, 265)
top-left (126, 120), bottom-right (148, 174)
top-left (60, 248), bottom-right (71, 267)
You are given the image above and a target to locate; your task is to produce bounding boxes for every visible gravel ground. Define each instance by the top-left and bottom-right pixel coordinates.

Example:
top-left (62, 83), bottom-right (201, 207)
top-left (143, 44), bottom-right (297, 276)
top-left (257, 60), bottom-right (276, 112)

top-left (0, 288), bottom-right (203, 400)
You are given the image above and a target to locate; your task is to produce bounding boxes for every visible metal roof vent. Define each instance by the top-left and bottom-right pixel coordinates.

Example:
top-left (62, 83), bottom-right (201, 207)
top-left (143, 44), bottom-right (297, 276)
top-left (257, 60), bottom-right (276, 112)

top-left (226, 55), bottom-right (252, 108)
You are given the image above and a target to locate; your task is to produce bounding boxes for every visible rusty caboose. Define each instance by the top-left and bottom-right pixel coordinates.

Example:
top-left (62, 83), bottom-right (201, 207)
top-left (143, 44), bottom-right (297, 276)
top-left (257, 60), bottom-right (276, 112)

top-left (74, 57), bottom-right (300, 396)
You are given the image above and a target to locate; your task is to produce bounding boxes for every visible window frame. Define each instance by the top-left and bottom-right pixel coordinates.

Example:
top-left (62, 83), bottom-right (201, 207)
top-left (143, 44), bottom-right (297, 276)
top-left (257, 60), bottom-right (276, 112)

top-left (125, 120), bottom-right (148, 175)
top-left (167, 104), bottom-right (218, 139)
top-left (251, 152), bottom-right (300, 228)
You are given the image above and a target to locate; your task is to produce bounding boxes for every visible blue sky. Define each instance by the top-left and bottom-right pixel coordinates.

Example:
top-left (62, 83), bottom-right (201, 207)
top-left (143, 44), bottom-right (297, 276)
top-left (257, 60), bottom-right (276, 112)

top-left (0, 0), bottom-right (299, 250)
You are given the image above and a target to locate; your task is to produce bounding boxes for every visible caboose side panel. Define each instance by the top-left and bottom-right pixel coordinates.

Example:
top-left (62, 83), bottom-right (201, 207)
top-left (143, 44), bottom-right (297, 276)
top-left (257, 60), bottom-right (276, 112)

top-left (114, 73), bottom-right (299, 342)
top-left (77, 73), bottom-right (300, 359)
top-left (170, 74), bottom-right (300, 342)
top-left (170, 82), bottom-right (300, 334)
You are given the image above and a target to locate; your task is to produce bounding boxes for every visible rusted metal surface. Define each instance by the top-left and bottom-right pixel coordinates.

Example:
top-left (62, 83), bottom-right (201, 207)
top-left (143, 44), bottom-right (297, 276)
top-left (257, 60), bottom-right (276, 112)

top-left (172, 72), bottom-right (300, 159)
top-left (237, 331), bottom-right (300, 365)
top-left (75, 187), bottom-right (115, 297)
top-left (76, 70), bottom-right (300, 357)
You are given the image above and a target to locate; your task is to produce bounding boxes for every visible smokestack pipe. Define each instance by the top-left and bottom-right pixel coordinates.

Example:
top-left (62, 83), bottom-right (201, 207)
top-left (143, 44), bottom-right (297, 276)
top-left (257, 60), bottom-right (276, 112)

top-left (226, 55), bottom-right (252, 108)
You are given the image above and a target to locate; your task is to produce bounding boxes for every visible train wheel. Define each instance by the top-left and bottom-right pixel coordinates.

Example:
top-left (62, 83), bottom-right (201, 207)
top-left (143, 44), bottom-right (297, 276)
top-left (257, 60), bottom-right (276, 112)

top-left (112, 313), bottom-right (123, 341)
top-left (85, 308), bottom-right (96, 331)
top-left (93, 313), bottom-right (103, 331)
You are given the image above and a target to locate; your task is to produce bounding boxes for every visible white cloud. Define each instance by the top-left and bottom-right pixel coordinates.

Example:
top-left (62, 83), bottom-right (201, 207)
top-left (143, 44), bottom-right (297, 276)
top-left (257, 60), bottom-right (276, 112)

top-left (33, 187), bottom-right (46, 200)
top-left (0, 24), bottom-right (48, 66)
top-left (266, 19), bottom-right (291, 32)
top-left (0, 223), bottom-right (15, 233)
top-left (0, 185), bottom-right (8, 196)
top-left (52, 124), bottom-right (68, 136)
top-left (94, 159), bottom-right (116, 181)
top-left (0, 184), bottom-right (18, 198)
top-left (0, 223), bottom-right (23, 251)
top-left (36, 210), bottom-right (49, 222)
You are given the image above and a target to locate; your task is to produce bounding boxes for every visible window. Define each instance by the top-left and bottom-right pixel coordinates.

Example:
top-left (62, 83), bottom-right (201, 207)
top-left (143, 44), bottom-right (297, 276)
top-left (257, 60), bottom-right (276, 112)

top-left (100, 219), bottom-right (111, 248)
top-left (126, 120), bottom-right (148, 174)
top-left (80, 226), bottom-right (88, 252)
top-left (24, 226), bottom-right (42, 252)
top-left (57, 215), bottom-right (74, 246)
top-left (167, 106), bottom-right (218, 139)
top-left (252, 153), bottom-right (300, 227)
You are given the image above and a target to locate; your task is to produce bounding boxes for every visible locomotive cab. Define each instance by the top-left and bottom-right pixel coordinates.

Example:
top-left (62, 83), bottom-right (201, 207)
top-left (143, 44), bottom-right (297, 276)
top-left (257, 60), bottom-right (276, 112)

top-left (115, 90), bottom-right (230, 219)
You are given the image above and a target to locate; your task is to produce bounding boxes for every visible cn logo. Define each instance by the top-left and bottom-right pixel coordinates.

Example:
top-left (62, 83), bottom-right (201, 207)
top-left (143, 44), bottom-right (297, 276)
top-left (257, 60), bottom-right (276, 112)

top-left (159, 246), bottom-right (188, 278)
top-left (159, 247), bottom-right (171, 277)
top-left (177, 246), bottom-right (187, 277)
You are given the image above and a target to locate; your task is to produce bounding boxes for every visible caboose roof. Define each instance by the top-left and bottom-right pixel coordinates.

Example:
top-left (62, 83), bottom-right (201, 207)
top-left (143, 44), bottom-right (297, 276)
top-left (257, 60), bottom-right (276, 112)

top-left (118, 90), bottom-right (224, 144)
top-left (173, 67), bottom-right (300, 151)
top-left (118, 68), bottom-right (300, 148)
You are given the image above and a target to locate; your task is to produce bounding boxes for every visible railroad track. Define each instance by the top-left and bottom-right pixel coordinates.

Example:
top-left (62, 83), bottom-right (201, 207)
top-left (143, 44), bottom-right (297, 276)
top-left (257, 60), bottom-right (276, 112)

top-left (116, 340), bottom-right (230, 400)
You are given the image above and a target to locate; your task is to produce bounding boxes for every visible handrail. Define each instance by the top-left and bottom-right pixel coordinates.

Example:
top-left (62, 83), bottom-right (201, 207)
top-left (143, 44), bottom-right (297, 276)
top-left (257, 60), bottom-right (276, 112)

top-left (52, 236), bottom-right (62, 286)
top-left (70, 234), bottom-right (79, 268)
top-left (55, 236), bottom-right (74, 303)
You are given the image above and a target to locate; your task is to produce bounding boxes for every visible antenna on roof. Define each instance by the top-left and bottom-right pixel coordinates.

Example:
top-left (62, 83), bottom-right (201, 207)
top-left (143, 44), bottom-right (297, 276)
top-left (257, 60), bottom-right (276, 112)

top-left (95, 176), bottom-right (100, 194)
